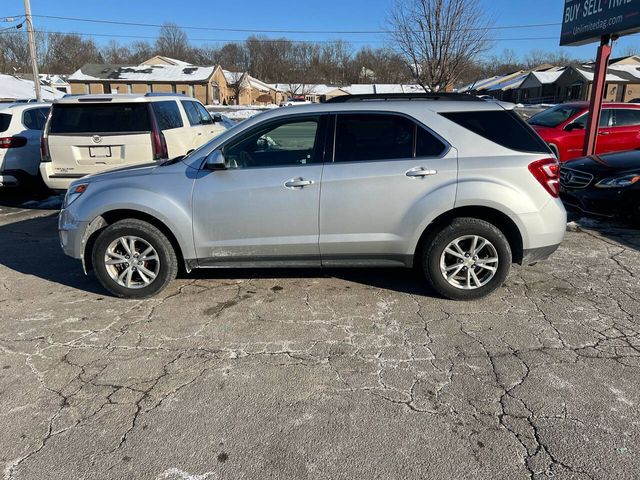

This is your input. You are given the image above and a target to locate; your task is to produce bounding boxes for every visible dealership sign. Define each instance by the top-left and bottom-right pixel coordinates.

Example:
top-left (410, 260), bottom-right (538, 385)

top-left (561, 0), bottom-right (640, 46)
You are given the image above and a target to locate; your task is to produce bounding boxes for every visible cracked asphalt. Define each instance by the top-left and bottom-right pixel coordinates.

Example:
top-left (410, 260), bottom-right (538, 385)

top-left (0, 202), bottom-right (639, 480)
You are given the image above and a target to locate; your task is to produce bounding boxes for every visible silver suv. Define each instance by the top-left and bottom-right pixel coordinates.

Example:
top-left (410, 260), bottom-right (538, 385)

top-left (58, 94), bottom-right (566, 301)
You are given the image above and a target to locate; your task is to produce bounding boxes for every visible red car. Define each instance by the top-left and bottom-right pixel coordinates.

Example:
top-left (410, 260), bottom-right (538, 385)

top-left (528, 102), bottom-right (640, 162)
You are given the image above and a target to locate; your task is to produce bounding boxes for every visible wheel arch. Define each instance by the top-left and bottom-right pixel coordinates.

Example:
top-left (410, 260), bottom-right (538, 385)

top-left (414, 206), bottom-right (524, 267)
top-left (83, 209), bottom-right (187, 273)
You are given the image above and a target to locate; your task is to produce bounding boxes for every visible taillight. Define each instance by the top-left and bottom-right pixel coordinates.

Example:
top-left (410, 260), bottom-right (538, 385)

top-left (149, 106), bottom-right (168, 161)
top-left (151, 130), bottom-right (168, 160)
top-left (528, 158), bottom-right (560, 198)
top-left (0, 136), bottom-right (27, 148)
top-left (40, 136), bottom-right (51, 162)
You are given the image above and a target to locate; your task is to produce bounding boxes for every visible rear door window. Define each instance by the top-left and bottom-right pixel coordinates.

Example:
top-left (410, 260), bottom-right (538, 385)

top-left (441, 110), bottom-right (551, 154)
top-left (181, 101), bottom-right (203, 126)
top-left (194, 102), bottom-right (214, 125)
top-left (0, 113), bottom-right (11, 133)
top-left (49, 103), bottom-right (151, 134)
top-left (416, 126), bottom-right (447, 157)
top-left (22, 107), bottom-right (49, 130)
top-left (334, 114), bottom-right (414, 162)
top-left (613, 108), bottom-right (640, 127)
top-left (151, 101), bottom-right (183, 131)
top-left (573, 109), bottom-right (611, 128)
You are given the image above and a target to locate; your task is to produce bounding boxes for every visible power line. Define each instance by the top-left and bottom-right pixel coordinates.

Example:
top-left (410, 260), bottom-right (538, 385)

top-left (0, 29), bottom-right (560, 44)
top-left (32, 14), bottom-right (562, 35)
top-left (0, 21), bottom-right (23, 33)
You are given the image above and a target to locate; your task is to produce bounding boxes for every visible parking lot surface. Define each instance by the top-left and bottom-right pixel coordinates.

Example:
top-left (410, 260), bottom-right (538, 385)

top-left (0, 201), bottom-right (639, 480)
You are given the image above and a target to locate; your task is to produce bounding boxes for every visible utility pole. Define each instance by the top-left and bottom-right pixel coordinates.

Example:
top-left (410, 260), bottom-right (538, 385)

top-left (24, 0), bottom-right (42, 102)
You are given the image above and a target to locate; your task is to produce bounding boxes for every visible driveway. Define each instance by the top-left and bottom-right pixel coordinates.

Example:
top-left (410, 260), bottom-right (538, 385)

top-left (0, 203), bottom-right (639, 480)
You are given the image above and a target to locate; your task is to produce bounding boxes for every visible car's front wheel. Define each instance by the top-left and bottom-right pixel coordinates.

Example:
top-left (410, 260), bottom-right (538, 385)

top-left (92, 219), bottom-right (178, 299)
top-left (422, 218), bottom-right (512, 300)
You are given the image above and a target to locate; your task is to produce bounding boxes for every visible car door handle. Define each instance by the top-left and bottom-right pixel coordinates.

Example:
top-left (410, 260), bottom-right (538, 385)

top-left (406, 168), bottom-right (438, 178)
top-left (285, 178), bottom-right (314, 188)
top-left (598, 131), bottom-right (610, 135)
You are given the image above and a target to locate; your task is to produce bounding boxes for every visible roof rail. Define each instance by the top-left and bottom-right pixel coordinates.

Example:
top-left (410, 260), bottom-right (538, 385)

top-left (325, 93), bottom-right (482, 103)
top-left (144, 92), bottom-right (188, 98)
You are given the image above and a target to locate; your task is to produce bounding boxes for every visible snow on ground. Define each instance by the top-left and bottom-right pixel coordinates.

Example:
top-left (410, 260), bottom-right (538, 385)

top-left (206, 104), bottom-right (278, 122)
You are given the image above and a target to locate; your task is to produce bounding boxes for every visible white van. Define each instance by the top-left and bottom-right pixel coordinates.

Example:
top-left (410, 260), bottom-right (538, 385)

top-left (40, 94), bottom-right (226, 191)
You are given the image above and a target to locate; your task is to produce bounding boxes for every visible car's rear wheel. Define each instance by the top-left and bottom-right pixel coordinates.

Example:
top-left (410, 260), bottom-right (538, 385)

top-left (422, 218), bottom-right (512, 300)
top-left (92, 219), bottom-right (178, 299)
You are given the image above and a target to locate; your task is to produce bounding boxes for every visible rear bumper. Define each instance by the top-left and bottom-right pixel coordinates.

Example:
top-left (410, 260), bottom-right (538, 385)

top-left (522, 243), bottom-right (560, 265)
top-left (0, 174), bottom-right (19, 187)
top-left (40, 163), bottom-right (86, 191)
top-left (515, 198), bottom-right (567, 251)
top-left (0, 170), bottom-right (36, 187)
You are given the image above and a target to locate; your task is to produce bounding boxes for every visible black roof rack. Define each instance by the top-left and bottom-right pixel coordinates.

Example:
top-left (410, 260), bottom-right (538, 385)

top-left (326, 93), bottom-right (482, 103)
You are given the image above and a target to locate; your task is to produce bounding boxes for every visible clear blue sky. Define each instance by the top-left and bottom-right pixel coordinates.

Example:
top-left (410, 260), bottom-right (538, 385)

top-left (3, 0), bottom-right (640, 61)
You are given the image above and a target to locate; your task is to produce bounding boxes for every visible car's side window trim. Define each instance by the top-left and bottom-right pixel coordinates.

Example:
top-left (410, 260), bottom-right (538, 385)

top-left (22, 107), bottom-right (49, 131)
top-left (572, 109), bottom-right (612, 129)
top-left (209, 113), bottom-right (330, 171)
top-left (328, 110), bottom-right (451, 164)
top-left (612, 108), bottom-right (640, 127)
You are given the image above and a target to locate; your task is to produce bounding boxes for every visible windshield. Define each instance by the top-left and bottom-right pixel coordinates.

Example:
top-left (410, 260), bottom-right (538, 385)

top-left (528, 105), bottom-right (584, 128)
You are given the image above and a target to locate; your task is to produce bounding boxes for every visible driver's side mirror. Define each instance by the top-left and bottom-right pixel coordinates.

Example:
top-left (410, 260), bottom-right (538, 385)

top-left (212, 113), bottom-right (222, 123)
top-left (565, 122), bottom-right (584, 132)
top-left (205, 150), bottom-right (227, 170)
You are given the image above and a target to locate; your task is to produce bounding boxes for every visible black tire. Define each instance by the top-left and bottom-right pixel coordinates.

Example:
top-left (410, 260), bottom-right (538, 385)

top-left (92, 219), bottom-right (178, 299)
top-left (422, 217), bottom-right (512, 301)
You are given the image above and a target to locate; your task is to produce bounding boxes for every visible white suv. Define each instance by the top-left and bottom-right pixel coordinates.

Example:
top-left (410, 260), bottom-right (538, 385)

top-left (0, 103), bottom-right (50, 188)
top-left (40, 94), bottom-right (226, 191)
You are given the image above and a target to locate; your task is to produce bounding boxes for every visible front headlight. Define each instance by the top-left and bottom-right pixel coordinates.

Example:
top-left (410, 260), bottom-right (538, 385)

top-left (595, 174), bottom-right (640, 189)
top-left (64, 183), bottom-right (89, 208)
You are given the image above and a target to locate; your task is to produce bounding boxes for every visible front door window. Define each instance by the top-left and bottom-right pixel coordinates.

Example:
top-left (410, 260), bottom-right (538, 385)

top-left (224, 117), bottom-right (321, 169)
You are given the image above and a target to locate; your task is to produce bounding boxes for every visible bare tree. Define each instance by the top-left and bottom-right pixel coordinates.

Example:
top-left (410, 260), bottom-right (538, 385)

top-left (224, 71), bottom-right (246, 105)
top-left (102, 40), bottom-right (132, 64)
top-left (388, 0), bottom-right (492, 91)
top-left (43, 33), bottom-right (102, 73)
top-left (155, 23), bottom-right (190, 60)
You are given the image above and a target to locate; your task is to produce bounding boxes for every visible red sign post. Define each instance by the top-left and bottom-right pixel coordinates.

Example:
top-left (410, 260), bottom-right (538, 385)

top-left (582, 35), bottom-right (612, 156)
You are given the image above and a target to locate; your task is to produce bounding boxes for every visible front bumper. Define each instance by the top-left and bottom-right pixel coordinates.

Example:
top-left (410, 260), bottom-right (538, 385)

top-left (560, 186), bottom-right (640, 219)
top-left (58, 208), bottom-right (90, 260)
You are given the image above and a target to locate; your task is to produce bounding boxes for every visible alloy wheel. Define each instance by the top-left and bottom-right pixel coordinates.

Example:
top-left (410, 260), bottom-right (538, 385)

top-left (439, 235), bottom-right (499, 290)
top-left (104, 236), bottom-right (160, 289)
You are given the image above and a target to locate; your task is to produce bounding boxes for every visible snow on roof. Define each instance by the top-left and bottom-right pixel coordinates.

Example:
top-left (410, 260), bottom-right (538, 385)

top-left (0, 74), bottom-right (65, 101)
top-left (343, 84), bottom-right (426, 94)
top-left (247, 76), bottom-right (275, 93)
top-left (39, 74), bottom-right (69, 86)
top-left (576, 68), bottom-right (629, 83)
top-left (268, 84), bottom-right (338, 95)
top-left (530, 69), bottom-right (565, 84)
top-left (156, 56), bottom-right (191, 66)
top-left (486, 72), bottom-right (530, 92)
top-left (69, 64), bottom-right (215, 82)
top-left (456, 76), bottom-right (502, 93)
top-left (344, 84), bottom-right (375, 95)
top-left (222, 70), bottom-right (245, 84)
top-left (608, 64), bottom-right (640, 80)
